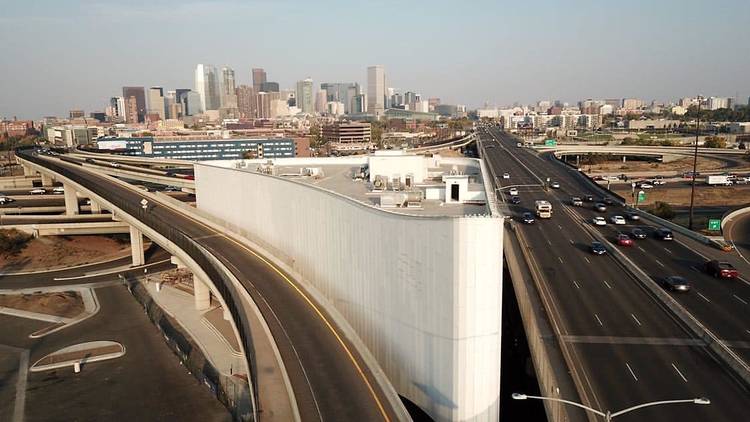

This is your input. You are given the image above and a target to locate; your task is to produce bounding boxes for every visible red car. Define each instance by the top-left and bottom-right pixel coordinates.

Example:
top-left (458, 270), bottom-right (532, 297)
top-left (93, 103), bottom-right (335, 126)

top-left (704, 260), bottom-right (739, 279)
top-left (617, 233), bottom-right (634, 246)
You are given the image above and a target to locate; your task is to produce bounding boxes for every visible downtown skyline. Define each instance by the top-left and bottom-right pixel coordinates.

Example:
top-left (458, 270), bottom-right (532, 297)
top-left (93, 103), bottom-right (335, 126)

top-left (1, 0), bottom-right (749, 119)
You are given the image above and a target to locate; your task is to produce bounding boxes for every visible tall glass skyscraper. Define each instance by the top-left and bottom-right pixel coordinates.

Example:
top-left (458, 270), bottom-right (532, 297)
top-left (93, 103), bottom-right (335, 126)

top-left (195, 64), bottom-right (221, 112)
top-left (367, 65), bottom-right (386, 116)
top-left (122, 86), bottom-right (146, 122)
top-left (295, 78), bottom-right (314, 114)
top-left (221, 66), bottom-right (237, 109)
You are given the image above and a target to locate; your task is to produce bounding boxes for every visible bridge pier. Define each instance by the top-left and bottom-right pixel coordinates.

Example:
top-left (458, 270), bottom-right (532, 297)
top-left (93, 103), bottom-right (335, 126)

top-left (129, 226), bottom-right (145, 266)
top-left (193, 275), bottom-right (211, 311)
top-left (41, 173), bottom-right (54, 186)
top-left (63, 183), bottom-right (79, 215)
top-left (89, 199), bottom-right (102, 214)
top-left (22, 165), bottom-right (34, 177)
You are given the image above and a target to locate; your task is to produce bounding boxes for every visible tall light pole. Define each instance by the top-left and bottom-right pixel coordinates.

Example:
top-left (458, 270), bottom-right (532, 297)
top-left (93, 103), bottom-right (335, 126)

top-left (688, 96), bottom-right (702, 230)
top-left (512, 393), bottom-right (710, 421)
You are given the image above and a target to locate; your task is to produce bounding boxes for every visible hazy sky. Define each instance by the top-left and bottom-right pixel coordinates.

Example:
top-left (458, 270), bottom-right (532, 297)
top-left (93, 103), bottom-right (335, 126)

top-left (1, 0), bottom-right (748, 119)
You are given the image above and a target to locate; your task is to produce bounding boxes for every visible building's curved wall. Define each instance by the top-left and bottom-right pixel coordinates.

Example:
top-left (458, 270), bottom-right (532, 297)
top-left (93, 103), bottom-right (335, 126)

top-left (195, 163), bottom-right (503, 421)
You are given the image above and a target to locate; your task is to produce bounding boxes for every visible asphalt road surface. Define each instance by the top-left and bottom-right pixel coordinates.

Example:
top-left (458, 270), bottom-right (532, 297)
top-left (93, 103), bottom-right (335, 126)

top-left (480, 125), bottom-right (749, 421)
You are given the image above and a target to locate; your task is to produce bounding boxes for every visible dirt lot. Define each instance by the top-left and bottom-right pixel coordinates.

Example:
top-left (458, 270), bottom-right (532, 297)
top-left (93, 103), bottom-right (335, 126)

top-left (0, 234), bottom-right (131, 272)
top-left (587, 156), bottom-right (734, 174)
top-left (611, 183), bottom-right (750, 207)
top-left (0, 291), bottom-right (83, 317)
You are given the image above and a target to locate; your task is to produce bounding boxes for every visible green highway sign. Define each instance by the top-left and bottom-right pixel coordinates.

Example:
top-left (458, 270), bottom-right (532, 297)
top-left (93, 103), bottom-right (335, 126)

top-left (544, 139), bottom-right (558, 146)
top-left (708, 219), bottom-right (721, 231)
top-left (637, 191), bottom-right (646, 202)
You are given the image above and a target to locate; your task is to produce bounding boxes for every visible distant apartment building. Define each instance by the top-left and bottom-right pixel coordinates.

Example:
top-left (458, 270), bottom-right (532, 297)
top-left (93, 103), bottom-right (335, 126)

top-left (69, 110), bottom-right (85, 119)
top-left (707, 96), bottom-right (731, 110)
top-left (236, 85), bottom-right (256, 118)
top-left (252, 68), bottom-right (267, 93)
top-left (622, 98), bottom-right (645, 110)
top-left (322, 122), bottom-right (373, 152)
top-left (147, 87), bottom-right (165, 120)
top-left (122, 86), bottom-right (147, 122)
top-left (46, 125), bottom-right (99, 147)
top-left (96, 136), bottom-right (296, 160)
top-left (259, 81), bottom-right (279, 93)
top-left (1, 119), bottom-right (35, 137)
top-left (315, 90), bottom-right (327, 114)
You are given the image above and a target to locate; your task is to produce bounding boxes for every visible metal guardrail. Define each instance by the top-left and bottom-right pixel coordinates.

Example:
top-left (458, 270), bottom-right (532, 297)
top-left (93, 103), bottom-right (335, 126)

top-left (17, 149), bottom-right (260, 419)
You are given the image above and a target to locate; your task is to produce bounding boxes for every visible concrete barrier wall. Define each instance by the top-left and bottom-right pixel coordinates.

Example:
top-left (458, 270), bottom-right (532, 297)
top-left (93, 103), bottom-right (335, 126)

top-left (195, 163), bottom-right (504, 422)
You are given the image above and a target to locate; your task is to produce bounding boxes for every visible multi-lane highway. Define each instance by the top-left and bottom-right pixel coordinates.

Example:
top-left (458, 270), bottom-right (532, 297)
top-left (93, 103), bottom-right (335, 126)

top-left (18, 150), bottom-right (403, 421)
top-left (480, 126), bottom-right (749, 421)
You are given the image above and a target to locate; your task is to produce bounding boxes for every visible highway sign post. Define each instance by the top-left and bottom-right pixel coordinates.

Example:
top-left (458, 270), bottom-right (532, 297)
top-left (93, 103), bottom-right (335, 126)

top-left (544, 139), bottom-right (558, 147)
top-left (708, 219), bottom-right (721, 231)
top-left (634, 190), bottom-right (646, 209)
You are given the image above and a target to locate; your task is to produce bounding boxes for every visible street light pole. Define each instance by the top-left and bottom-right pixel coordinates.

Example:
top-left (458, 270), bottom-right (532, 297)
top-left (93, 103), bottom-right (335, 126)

top-left (688, 96), bottom-right (701, 230)
top-left (512, 393), bottom-right (710, 421)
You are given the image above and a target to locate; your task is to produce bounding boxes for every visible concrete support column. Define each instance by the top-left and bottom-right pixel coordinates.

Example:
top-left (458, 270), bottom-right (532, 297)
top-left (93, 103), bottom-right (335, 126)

top-left (622, 155), bottom-right (627, 163)
top-left (63, 183), bottom-right (79, 215)
top-left (41, 173), bottom-right (54, 186)
top-left (193, 275), bottom-right (211, 311)
top-left (89, 199), bottom-right (102, 214)
top-left (223, 306), bottom-right (231, 321)
top-left (129, 226), bottom-right (145, 266)
top-left (22, 165), bottom-right (34, 176)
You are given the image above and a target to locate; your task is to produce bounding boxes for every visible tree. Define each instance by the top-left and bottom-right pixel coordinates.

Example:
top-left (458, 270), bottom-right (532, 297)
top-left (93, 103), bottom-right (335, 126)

top-left (0, 229), bottom-right (33, 256)
top-left (652, 201), bottom-right (676, 220)
top-left (309, 124), bottom-right (325, 148)
top-left (703, 136), bottom-right (727, 148)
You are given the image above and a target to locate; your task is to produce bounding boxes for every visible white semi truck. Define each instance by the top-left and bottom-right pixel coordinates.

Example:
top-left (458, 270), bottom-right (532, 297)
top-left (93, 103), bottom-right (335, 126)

top-left (535, 200), bottom-right (553, 218)
top-left (706, 175), bottom-right (732, 186)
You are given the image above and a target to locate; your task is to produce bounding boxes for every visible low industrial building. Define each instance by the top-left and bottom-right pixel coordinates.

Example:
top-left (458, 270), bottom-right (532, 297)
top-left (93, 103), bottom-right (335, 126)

top-left (194, 150), bottom-right (502, 421)
top-left (95, 136), bottom-right (296, 160)
top-left (321, 122), bottom-right (373, 152)
top-left (626, 119), bottom-right (681, 130)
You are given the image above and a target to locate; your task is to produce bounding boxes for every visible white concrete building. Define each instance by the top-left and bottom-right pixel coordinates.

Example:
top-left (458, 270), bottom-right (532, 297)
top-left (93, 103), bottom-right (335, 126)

top-left (194, 152), bottom-right (502, 421)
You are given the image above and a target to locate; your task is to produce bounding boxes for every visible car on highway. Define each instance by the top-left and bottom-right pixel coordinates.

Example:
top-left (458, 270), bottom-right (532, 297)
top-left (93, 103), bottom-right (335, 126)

top-left (584, 194), bottom-right (595, 202)
top-left (592, 216), bottom-right (607, 226)
top-left (624, 211), bottom-right (640, 221)
top-left (590, 241), bottom-right (607, 255)
top-left (502, 172), bottom-right (510, 179)
top-left (85, 158), bottom-right (95, 164)
top-left (516, 142), bottom-right (522, 147)
top-left (594, 203), bottom-right (607, 212)
top-left (164, 186), bottom-right (181, 192)
top-left (655, 228), bottom-right (674, 240)
top-left (510, 196), bottom-right (521, 204)
top-left (616, 233), bottom-right (634, 246)
top-left (29, 188), bottom-right (46, 195)
top-left (661, 275), bottom-right (691, 292)
top-left (508, 187), bottom-right (519, 196)
top-left (0, 196), bottom-right (14, 204)
top-left (571, 197), bottom-right (583, 206)
top-left (610, 215), bottom-right (626, 225)
top-left (602, 197), bottom-right (615, 205)
top-left (110, 162), bottom-right (122, 168)
top-left (637, 182), bottom-right (654, 189)
top-left (651, 178), bottom-right (666, 185)
top-left (682, 171), bottom-right (701, 178)
top-left (521, 212), bottom-right (535, 224)
top-left (631, 227), bottom-right (647, 239)
top-left (704, 260), bottom-right (739, 279)
top-left (550, 181), bottom-right (560, 189)
top-left (52, 187), bottom-right (65, 194)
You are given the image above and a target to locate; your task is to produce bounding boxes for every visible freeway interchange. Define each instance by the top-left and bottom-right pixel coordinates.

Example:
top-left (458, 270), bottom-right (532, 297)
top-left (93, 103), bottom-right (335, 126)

top-left (480, 126), bottom-right (749, 421)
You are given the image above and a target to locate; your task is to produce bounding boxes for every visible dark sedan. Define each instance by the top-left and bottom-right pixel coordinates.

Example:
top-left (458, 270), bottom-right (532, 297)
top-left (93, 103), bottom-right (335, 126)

top-left (590, 241), bottom-right (607, 255)
top-left (661, 276), bottom-right (691, 292)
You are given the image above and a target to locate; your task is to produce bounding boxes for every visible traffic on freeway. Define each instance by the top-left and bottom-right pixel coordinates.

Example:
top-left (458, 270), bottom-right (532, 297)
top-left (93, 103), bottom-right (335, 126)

top-left (479, 124), bottom-right (749, 421)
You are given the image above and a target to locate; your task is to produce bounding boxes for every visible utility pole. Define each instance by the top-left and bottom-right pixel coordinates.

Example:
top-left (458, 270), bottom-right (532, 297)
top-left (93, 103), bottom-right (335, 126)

top-left (688, 97), bottom-right (701, 230)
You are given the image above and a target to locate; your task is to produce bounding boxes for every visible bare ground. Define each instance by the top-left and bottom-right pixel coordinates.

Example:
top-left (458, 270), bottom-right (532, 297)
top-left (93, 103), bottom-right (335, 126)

top-left (0, 235), bottom-right (131, 272)
top-left (0, 291), bottom-right (84, 317)
top-left (587, 156), bottom-right (732, 174)
top-left (610, 183), bottom-right (750, 207)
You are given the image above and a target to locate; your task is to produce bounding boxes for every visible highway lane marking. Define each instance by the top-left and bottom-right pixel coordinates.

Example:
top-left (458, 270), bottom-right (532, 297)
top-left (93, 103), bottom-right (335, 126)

top-left (733, 294), bottom-right (748, 305)
top-left (631, 313), bottom-right (642, 326)
top-left (546, 239), bottom-right (552, 246)
top-left (637, 246), bottom-right (646, 253)
top-left (569, 239), bottom-right (574, 244)
top-left (558, 224), bottom-right (563, 230)
top-left (602, 280), bottom-right (612, 289)
top-left (664, 247), bottom-right (673, 254)
top-left (584, 257), bottom-right (591, 264)
top-left (654, 259), bottom-right (665, 268)
top-left (572, 280), bottom-right (580, 289)
top-left (560, 336), bottom-right (705, 346)
top-left (558, 257), bottom-right (564, 264)
top-left (672, 363), bottom-right (688, 383)
top-left (625, 363), bottom-right (639, 381)
top-left (594, 314), bottom-right (603, 326)
top-left (697, 292), bottom-right (711, 303)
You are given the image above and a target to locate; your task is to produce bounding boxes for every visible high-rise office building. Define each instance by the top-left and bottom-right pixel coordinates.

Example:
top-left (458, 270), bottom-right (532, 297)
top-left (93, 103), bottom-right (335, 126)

top-left (320, 82), bottom-right (360, 114)
top-left (428, 98), bottom-right (441, 111)
top-left (147, 87), bottom-right (165, 119)
top-left (296, 78), bottom-right (314, 114)
top-left (252, 68), bottom-right (267, 93)
top-left (125, 96), bottom-right (139, 123)
top-left (236, 85), bottom-right (256, 118)
top-left (69, 110), bottom-right (85, 119)
top-left (259, 82), bottom-right (280, 93)
top-left (122, 86), bottom-right (146, 122)
top-left (195, 64), bottom-right (221, 112)
top-left (108, 96), bottom-right (126, 121)
top-left (352, 94), bottom-right (367, 114)
top-left (182, 91), bottom-right (202, 116)
top-left (315, 90), bottom-right (328, 114)
top-left (367, 65), bottom-right (386, 116)
top-left (221, 67), bottom-right (237, 109)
